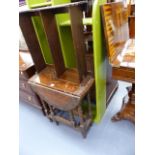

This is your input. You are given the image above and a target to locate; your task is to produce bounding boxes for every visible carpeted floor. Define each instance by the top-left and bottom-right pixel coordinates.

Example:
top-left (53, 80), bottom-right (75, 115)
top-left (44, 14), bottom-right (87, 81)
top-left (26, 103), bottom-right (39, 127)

top-left (19, 81), bottom-right (135, 155)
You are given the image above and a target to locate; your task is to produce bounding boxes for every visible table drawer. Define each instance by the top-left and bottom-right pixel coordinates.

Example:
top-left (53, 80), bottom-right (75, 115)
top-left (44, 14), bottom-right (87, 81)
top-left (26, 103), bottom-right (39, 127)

top-left (19, 90), bottom-right (41, 109)
top-left (19, 79), bottom-right (35, 95)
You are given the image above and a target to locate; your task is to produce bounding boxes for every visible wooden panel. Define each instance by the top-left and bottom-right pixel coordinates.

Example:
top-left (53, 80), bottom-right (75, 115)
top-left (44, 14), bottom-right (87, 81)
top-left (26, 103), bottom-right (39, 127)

top-left (40, 10), bottom-right (66, 77)
top-left (19, 13), bottom-right (46, 72)
top-left (19, 79), bottom-right (36, 96)
top-left (101, 2), bottom-right (129, 63)
top-left (20, 79), bottom-right (32, 93)
top-left (69, 6), bottom-right (87, 83)
top-left (19, 90), bottom-right (41, 109)
top-left (31, 83), bottom-right (80, 111)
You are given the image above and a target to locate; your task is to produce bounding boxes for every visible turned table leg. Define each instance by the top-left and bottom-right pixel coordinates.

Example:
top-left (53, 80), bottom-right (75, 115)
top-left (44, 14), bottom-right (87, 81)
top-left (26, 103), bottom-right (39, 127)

top-left (112, 83), bottom-right (135, 123)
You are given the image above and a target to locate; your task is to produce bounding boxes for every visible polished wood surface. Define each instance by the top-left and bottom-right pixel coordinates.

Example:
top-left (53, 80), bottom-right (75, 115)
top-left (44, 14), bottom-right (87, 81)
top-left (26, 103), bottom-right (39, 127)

top-left (29, 65), bottom-right (94, 112)
top-left (101, 2), bottom-right (135, 123)
top-left (29, 65), bottom-right (94, 98)
top-left (112, 39), bottom-right (135, 68)
top-left (112, 39), bottom-right (135, 83)
top-left (101, 2), bottom-right (135, 80)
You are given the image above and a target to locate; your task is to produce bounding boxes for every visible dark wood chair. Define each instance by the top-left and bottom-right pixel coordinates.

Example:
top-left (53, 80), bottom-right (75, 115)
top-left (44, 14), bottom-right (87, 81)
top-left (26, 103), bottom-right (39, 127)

top-left (101, 2), bottom-right (135, 123)
top-left (19, 2), bottom-right (94, 138)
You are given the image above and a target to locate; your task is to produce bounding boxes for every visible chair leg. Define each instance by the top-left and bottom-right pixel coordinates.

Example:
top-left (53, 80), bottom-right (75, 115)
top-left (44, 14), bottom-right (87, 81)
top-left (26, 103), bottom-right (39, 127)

top-left (46, 104), bottom-right (53, 122)
top-left (40, 98), bottom-right (49, 116)
top-left (35, 95), bottom-right (46, 116)
top-left (77, 105), bottom-right (85, 138)
top-left (48, 105), bottom-right (59, 125)
top-left (81, 129), bottom-right (87, 138)
top-left (69, 111), bottom-right (76, 127)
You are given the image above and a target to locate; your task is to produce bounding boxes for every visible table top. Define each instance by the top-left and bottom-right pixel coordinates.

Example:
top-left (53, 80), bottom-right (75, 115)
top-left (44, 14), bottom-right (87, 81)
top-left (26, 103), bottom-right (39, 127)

top-left (28, 65), bottom-right (94, 97)
top-left (112, 39), bottom-right (135, 69)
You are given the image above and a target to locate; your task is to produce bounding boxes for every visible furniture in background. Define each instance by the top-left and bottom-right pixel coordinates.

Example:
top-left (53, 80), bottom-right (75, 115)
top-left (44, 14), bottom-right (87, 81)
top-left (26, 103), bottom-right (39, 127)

top-left (20, 2), bottom-right (94, 138)
top-left (19, 51), bottom-right (42, 110)
top-left (101, 2), bottom-right (135, 123)
top-left (19, 28), bottom-right (43, 110)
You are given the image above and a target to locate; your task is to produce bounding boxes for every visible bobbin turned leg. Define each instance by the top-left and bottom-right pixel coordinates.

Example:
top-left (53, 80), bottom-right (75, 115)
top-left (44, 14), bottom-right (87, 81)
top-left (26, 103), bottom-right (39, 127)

top-left (69, 111), bottom-right (76, 127)
top-left (40, 98), bottom-right (49, 116)
top-left (77, 105), bottom-right (86, 138)
top-left (48, 105), bottom-right (59, 125)
top-left (46, 104), bottom-right (53, 122)
top-left (87, 92), bottom-right (93, 118)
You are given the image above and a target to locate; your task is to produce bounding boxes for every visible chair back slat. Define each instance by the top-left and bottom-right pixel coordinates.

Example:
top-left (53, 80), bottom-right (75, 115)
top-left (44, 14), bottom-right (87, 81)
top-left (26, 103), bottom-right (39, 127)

top-left (40, 10), bottom-right (66, 77)
top-left (69, 6), bottom-right (87, 83)
top-left (19, 13), bottom-right (46, 72)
